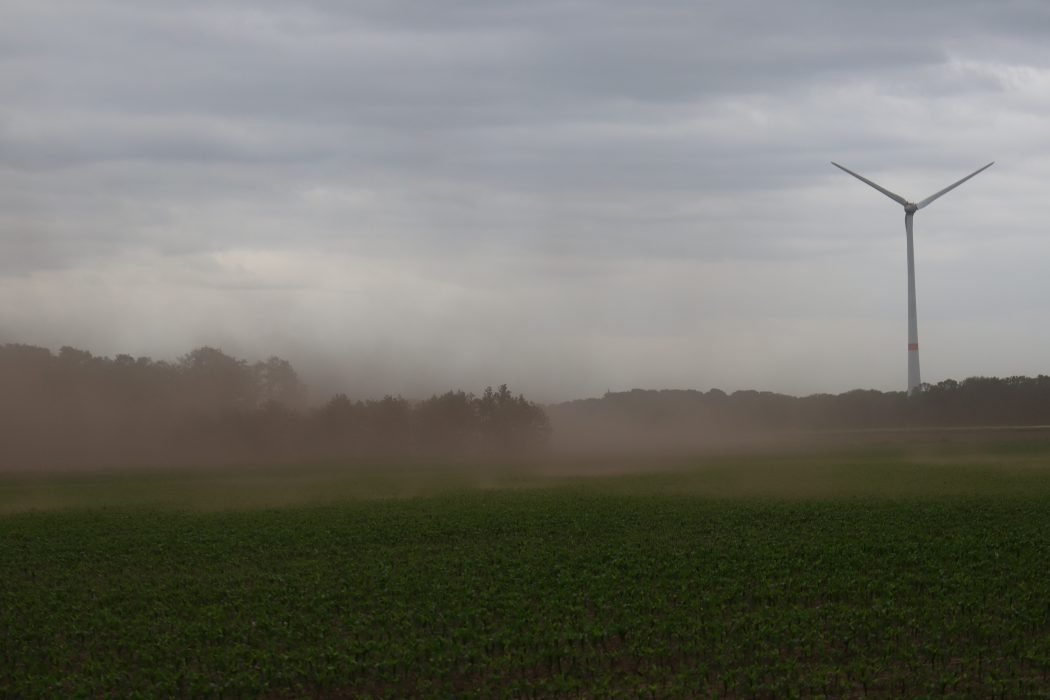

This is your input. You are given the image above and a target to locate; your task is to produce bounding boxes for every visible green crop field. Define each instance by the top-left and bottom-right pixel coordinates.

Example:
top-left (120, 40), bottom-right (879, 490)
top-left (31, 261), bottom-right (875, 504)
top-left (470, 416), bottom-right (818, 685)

top-left (4, 439), bottom-right (1050, 698)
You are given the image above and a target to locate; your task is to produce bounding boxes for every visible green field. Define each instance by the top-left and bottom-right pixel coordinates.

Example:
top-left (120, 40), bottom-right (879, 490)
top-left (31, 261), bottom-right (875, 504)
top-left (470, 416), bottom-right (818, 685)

top-left (4, 440), bottom-right (1050, 697)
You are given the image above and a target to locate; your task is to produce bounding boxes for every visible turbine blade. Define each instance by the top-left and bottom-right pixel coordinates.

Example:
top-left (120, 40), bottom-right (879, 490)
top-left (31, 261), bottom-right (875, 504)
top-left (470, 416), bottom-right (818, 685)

top-left (916, 161), bottom-right (995, 210)
top-left (831, 162), bottom-right (909, 207)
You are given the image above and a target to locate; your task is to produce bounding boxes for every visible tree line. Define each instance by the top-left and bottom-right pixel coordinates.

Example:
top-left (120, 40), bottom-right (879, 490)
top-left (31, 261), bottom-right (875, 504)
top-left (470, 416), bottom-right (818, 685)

top-left (6, 341), bottom-right (1050, 469)
top-left (552, 377), bottom-right (1050, 436)
top-left (0, 344), bottom-right (550, 469)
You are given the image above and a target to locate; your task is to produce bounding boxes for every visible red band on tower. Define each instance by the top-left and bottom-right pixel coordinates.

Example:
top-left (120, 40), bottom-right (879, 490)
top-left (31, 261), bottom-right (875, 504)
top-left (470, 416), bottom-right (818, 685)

top-left (908, 343), bottom-right (919, 351)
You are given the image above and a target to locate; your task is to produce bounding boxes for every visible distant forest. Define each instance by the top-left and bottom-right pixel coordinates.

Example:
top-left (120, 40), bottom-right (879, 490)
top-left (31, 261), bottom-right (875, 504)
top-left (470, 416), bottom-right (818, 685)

top-left (0, 344), bottom-right (550, 469)
top-left (552, 379), bottom-right (1050, 441)
top-left (5, 342), bottom-right (1050, 469)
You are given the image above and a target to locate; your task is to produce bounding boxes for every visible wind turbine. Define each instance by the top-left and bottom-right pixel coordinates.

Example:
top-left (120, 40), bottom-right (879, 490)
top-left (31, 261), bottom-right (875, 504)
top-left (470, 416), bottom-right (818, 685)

top-left (832, 160), bottom-right (994, 395)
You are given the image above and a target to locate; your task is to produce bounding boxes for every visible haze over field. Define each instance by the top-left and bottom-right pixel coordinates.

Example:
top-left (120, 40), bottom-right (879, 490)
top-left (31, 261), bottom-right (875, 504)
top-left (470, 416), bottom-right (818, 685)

top-left (3, 1), bottom-right (1050, 401)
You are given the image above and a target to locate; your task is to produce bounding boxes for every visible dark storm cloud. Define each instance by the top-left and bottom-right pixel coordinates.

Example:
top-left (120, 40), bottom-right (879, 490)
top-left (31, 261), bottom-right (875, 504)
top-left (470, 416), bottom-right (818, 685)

top-left (4, 1), bottom-right (1030, 156)
top-left (3, 1), bottom-right (1035, 182)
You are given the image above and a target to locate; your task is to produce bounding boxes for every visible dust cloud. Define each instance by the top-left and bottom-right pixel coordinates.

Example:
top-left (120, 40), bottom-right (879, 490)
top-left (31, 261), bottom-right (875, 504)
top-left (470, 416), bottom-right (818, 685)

top-left (0, 343), bottom-right (547, 472)
top-left (4, 342), bottom-right (1050, 477)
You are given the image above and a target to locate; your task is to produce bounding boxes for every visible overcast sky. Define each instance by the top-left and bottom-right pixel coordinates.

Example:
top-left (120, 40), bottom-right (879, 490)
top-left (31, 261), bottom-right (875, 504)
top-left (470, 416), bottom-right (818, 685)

top-left (3, 0), bottom-right (1049, 401)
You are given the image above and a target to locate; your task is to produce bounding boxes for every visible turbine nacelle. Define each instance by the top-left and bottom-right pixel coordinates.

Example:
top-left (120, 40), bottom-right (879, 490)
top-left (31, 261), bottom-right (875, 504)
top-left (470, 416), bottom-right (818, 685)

top-left (904, 203), bottom-right (918, 214)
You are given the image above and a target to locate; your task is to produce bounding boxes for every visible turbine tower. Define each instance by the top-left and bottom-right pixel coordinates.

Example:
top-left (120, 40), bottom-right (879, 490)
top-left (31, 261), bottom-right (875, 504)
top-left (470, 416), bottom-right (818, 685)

top-left (832, 161), bottom-right (994, 395)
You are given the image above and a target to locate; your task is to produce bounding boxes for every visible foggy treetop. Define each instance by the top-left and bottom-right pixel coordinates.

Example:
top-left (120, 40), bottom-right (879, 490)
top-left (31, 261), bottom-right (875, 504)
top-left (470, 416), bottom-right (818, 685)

top-left (0, 343), bottom-right (550, 469)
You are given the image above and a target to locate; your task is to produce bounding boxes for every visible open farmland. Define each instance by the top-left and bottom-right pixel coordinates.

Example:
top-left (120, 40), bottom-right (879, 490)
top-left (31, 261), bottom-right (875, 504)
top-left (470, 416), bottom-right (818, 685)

top-left (4, 440), bottom-right (1050, 697)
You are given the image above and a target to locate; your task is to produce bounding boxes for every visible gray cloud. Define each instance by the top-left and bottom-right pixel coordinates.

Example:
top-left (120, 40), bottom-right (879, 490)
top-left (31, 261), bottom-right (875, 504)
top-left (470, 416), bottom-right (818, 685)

top-left (2, 0), bottom-right (1049, 399)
